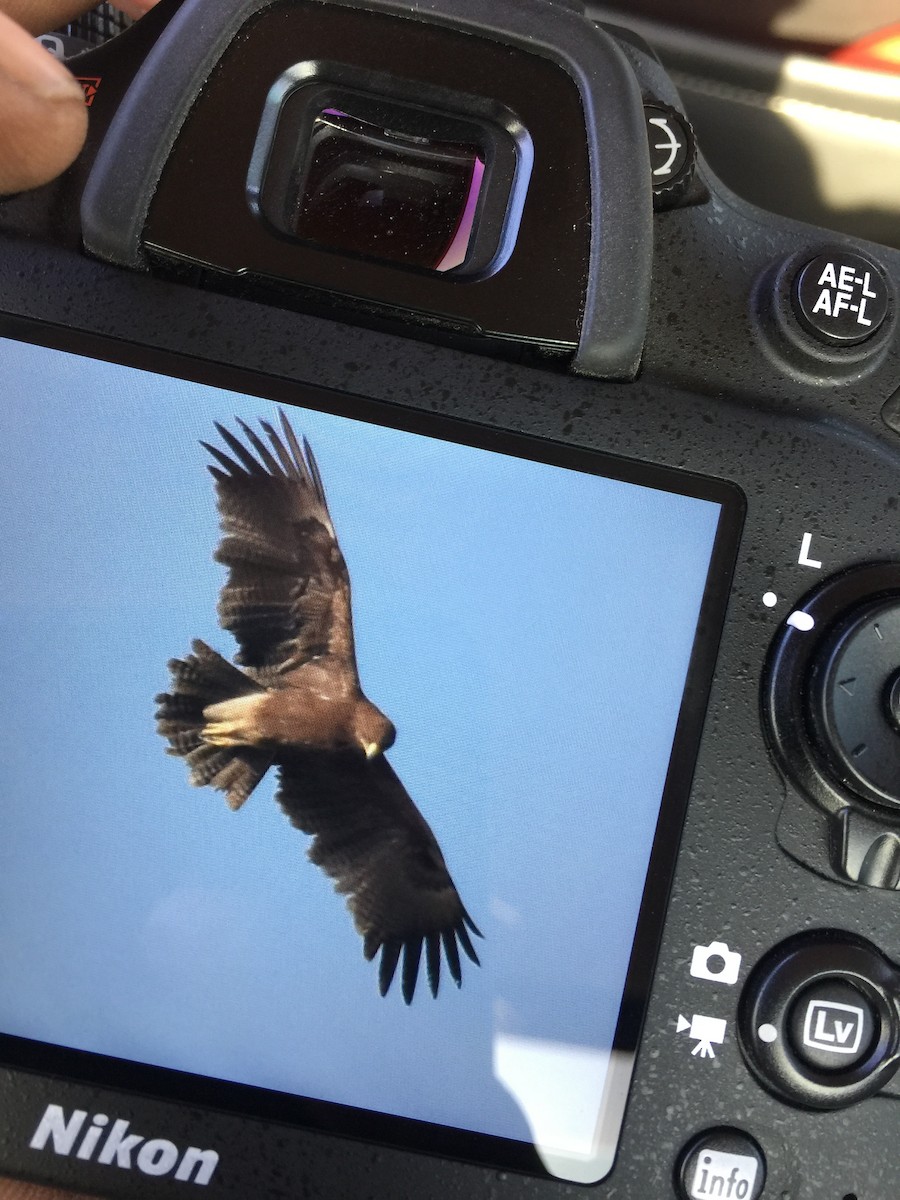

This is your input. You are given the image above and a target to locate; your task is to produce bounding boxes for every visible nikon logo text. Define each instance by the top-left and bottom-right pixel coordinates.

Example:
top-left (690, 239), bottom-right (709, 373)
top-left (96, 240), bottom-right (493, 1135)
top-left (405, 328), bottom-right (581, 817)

top-left (29, 1105), bottom-right (219, 1185)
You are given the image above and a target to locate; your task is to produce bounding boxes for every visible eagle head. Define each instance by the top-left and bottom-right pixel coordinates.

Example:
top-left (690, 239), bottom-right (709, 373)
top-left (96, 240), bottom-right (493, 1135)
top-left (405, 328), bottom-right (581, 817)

top-left (353, 702), bottom-right (396, 759)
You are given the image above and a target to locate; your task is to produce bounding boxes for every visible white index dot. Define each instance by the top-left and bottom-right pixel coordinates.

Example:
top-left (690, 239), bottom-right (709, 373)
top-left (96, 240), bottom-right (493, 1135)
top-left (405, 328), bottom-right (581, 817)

top-left (758, 1023), bottom-right (778, 1044)
top-left (762, 591), bottom-right (778, 608)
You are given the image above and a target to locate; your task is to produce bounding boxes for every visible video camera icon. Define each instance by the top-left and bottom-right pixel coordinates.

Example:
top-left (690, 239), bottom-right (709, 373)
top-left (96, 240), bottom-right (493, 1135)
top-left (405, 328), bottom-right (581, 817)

top-left (677, 1013), bottom-right (727, 1058)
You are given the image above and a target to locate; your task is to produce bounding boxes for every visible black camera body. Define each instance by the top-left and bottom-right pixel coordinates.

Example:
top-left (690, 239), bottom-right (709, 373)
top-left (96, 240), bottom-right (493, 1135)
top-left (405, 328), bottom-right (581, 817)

top-left (2, 2), bottom-right (900, 1198)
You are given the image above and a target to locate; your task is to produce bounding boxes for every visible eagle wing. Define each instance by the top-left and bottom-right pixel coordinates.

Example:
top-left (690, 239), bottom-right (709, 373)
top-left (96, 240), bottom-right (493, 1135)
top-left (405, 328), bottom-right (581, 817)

top-left (202, 412), bottom-right (354, 674)
top-left (276, 752), bottom-right (481, 1003)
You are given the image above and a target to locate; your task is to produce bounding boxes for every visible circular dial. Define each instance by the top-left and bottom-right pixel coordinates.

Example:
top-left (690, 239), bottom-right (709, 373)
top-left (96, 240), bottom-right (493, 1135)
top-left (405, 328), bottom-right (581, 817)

top-left (739, 932), bottom-right (900, 1110)
top-left (808, 598), bottom-right (900, 808)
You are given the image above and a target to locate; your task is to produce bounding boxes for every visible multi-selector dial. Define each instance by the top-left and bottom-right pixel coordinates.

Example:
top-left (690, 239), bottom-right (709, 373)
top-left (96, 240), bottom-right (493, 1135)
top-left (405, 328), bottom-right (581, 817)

top-left (765, 563), bottom-right (900, 887)
top-left (807, 597), bottom-right (900, 809)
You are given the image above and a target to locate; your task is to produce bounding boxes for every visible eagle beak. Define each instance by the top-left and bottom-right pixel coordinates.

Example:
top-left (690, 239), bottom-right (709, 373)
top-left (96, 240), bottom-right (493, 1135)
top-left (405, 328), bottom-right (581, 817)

top-left (363, 741), bottom-right (382, 759)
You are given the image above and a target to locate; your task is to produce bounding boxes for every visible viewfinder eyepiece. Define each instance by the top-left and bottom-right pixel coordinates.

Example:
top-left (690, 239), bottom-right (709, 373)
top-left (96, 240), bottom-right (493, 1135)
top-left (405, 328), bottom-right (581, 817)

top-left (248, 65), bottom-right (530, 278)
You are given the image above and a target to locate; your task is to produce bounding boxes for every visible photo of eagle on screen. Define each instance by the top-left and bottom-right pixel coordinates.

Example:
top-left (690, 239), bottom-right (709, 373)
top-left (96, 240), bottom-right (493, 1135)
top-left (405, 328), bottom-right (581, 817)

top-left (154, 411), bottom-right (480, 1003)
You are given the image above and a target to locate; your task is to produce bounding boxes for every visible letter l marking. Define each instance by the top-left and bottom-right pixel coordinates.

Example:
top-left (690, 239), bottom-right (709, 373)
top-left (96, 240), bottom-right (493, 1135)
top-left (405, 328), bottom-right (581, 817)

top-left (798, 532), bottom-right (822, 569)
top-left (814, 1010), bottom-right (836, 1042)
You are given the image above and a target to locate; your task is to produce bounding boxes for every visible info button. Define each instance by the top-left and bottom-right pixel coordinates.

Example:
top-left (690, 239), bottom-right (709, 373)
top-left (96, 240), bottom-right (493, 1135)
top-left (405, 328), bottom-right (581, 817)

top-left (787, 979), bottom-right (877, 1071)
top-left (678, 1128), bottom-right (765, 1200)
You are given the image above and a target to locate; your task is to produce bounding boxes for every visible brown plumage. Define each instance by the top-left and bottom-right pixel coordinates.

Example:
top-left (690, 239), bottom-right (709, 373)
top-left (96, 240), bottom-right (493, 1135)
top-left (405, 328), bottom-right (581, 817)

top-left (155, 411), bottom-right (480, 1002)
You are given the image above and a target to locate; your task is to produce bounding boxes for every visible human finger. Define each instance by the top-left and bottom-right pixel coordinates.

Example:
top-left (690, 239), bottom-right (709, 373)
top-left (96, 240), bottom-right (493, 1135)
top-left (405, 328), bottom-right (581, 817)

top-left (0, 9), bottom-right (88, 193)
top-left (0, 0), bottom-right (160, 36)
top-left (0, 1176), bottom-right (99, 1200)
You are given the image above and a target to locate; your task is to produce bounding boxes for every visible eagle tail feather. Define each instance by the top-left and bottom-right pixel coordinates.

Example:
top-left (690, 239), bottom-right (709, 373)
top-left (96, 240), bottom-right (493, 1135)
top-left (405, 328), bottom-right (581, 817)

top-left (155, 641), bottom-right (271, 810)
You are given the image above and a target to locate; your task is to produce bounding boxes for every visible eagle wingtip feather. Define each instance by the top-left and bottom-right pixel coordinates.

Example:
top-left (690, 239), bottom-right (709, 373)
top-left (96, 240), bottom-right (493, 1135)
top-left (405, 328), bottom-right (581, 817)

top-left (401, 940), bottom-right (422, 1006)
top-left (463, 909), bottom-right (484, 939)
top-left (378, 940), bottom-right (402, 997)
top-left (200, 440), bottom-right (237, 477)
top-left (456, 922), bottom-right (480, 966)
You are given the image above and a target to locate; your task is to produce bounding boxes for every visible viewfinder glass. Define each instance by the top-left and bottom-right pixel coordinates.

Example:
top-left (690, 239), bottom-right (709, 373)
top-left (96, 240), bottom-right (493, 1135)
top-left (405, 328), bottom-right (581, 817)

top-left (293, 110), bottom-right (485, 271)
top-left (248, 70), bottom-right (531, 279)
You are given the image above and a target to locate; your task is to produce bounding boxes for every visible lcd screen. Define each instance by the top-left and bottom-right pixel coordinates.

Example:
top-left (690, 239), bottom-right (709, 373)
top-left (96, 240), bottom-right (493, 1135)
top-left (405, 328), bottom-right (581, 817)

top-left (0, 330), bottom-right (740, 1184)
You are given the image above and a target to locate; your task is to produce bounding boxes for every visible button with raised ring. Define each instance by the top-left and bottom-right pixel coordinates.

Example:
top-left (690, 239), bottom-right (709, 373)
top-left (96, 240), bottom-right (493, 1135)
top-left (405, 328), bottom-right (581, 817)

top-left (739, 932), bottom-right (900, 1109)
top-left (793, 250), bottom-right (889, 345)
top-left (677, 1128), bottom-right (766, 1200)
top-left (787, 978), bottom-right (878, 1072)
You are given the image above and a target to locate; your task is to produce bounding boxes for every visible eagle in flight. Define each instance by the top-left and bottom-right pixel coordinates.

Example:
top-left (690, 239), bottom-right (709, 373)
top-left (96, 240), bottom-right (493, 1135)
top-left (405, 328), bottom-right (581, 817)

top-left (155, 411), bottom-right (480, 1003)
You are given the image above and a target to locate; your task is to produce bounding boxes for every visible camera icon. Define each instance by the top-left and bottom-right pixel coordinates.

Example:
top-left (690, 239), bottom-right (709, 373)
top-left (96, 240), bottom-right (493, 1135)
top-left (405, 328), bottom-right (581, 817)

top-left (690, 941), bottom-right (742, 986)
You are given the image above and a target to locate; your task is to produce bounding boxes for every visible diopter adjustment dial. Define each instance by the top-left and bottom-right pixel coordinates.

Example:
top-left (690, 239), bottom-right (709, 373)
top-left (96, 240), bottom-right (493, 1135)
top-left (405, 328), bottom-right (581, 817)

top-left (643, 102), bottom-right (696, 208)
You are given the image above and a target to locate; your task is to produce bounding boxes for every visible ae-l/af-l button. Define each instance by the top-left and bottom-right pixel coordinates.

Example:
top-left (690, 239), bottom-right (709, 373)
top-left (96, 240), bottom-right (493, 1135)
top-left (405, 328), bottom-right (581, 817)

top-left (793, 250), bottom-right (889, 345)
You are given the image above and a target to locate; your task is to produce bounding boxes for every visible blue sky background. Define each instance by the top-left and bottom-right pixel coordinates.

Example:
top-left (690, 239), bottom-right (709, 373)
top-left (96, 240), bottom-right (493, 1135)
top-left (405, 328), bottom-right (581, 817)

top-left (0, 336), bottom-right (721, 1171)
